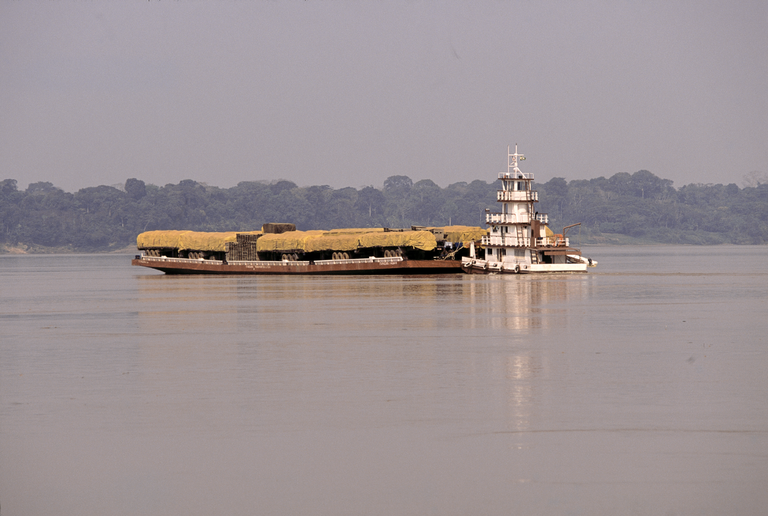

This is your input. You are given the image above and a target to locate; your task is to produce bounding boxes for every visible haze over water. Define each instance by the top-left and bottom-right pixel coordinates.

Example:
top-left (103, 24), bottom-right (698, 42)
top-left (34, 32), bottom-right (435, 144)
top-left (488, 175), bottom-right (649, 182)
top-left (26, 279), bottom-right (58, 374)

top-left (1, 246), bottom-right (767, 515)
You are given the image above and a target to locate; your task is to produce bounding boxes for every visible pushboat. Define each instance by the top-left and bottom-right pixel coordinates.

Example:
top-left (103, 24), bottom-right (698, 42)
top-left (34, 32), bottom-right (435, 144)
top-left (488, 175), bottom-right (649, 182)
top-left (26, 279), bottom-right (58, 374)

top-left (461, 145), bottom-right (596, 274)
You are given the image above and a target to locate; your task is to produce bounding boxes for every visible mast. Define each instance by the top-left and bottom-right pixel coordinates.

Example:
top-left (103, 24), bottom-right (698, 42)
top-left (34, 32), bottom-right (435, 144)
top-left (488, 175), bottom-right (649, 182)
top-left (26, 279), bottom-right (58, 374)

top-left (508, 144), bottom-right (525, 178)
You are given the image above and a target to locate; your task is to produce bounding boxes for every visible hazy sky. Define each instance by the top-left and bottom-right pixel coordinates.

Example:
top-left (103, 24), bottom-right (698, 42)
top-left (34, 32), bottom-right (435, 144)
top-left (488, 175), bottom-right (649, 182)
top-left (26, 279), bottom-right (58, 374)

top-left (1, 1), bottom-right (766, 193)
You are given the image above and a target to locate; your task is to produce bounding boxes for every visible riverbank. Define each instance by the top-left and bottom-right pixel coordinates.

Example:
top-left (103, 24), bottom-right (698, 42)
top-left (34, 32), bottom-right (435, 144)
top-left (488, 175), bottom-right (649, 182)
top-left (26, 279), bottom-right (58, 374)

top-left (0, 243), bottom-right (137, 255)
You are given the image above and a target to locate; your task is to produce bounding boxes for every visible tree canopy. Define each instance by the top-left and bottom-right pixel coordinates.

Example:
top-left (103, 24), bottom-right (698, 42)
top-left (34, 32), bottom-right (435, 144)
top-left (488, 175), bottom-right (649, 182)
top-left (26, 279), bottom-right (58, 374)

top-left (1, 170), bottom-right (766, 252)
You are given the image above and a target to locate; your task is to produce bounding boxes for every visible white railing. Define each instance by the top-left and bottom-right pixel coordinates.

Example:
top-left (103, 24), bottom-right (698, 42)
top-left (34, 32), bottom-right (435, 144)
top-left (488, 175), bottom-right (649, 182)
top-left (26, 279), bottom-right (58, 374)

top-left (314, 256), bottom-right (402, 265)
top-left (498, 171), bottom-right (534, 180)
top-left (228, 260), bottom-right (310, 266)
top-left (141, 255), bottom-right (405, 266)
top-left (496, 191), bottom-right (538, 202)
top-left (486, 213), bottom-right (532, 224)
top-left (141, 256), bottom-right (224, 265)
top-left (535, 213), bottom-right (549, 224)
top-left (481, 235), bottom-right (530, 247)
top-left (536, 236), bottom-right (570, 247)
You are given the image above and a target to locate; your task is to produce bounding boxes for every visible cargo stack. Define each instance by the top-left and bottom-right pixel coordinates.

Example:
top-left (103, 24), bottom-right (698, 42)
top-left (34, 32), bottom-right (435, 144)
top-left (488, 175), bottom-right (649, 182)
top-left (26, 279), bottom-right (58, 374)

top-left (226, 233), bottom-right (261, 261)
top-left (261, 223), bottom-right (296, 234)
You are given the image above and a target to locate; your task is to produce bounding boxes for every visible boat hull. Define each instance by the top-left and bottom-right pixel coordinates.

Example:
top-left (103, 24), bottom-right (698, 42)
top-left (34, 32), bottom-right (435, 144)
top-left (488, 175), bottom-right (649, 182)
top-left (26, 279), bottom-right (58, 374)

top-left (132, 256), bottom-right (463, 275)
top-left (460, 258), bottom-right (587, 274)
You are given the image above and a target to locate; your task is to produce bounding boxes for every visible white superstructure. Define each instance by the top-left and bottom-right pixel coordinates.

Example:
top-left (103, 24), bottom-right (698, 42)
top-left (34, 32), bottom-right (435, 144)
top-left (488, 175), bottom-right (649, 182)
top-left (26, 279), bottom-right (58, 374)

top-left (461, 146), bottom-right (596, 274)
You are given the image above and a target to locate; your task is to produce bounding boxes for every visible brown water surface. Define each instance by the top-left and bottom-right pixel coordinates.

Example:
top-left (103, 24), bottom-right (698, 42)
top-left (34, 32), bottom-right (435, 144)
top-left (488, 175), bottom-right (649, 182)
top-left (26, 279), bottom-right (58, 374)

top-left (1, 246), bottom-right (767, 515)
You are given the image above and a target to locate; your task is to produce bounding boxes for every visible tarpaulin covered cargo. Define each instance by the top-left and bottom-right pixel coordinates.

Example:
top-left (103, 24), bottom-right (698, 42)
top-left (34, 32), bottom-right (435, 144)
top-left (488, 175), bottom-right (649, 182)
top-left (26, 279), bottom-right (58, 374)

top-left (255, 230), bottom-right (326, 252)
top-left (324, 228), bottom-right (385, 235)
top-left (255, 230), bottom-right (438, 253)
top-left (138, 226), bottom-right (486, 253)
top-left (137, 230), bottom-right (261, 252)
top-left (137, 230), bottom-right (191, 249)
top-left (434, 225), bottom-right (488, 244)
top-left (357, 231), bottom-right (436, 251)
top-left (304, 231), bottom-right (367, 252)
top-left (177, 231), bottom-right (240, 252)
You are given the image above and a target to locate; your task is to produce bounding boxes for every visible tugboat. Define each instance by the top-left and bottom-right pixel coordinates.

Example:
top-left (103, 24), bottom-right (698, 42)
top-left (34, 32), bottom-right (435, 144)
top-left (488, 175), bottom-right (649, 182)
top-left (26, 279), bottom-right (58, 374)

top-left (461, 145), bottom-right (596, 274)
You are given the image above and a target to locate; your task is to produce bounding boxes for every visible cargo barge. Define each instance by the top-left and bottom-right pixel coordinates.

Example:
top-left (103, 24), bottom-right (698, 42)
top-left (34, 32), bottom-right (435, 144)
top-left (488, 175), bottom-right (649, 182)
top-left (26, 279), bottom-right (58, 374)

top-left (132, 224), bottom-right (484, 275)
top-left (132, 146), bottom-right (596, 276)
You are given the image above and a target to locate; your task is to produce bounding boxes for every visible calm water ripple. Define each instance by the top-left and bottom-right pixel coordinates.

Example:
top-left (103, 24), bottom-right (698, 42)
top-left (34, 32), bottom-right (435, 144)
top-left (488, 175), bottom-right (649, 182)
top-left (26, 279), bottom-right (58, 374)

top-left (1, 246), bottom-right (767, 515)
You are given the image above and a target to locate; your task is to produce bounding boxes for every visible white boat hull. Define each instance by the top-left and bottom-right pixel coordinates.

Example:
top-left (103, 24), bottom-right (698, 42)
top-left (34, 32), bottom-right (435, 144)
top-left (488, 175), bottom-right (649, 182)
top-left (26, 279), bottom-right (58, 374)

top-left (461, 257), bottom-right (587, 274)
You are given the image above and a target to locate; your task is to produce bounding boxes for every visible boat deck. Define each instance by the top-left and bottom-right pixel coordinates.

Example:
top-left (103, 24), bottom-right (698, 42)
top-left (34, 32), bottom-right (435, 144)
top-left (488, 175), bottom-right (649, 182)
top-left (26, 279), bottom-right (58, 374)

top-left (132, 255), bottom-right (463, 275)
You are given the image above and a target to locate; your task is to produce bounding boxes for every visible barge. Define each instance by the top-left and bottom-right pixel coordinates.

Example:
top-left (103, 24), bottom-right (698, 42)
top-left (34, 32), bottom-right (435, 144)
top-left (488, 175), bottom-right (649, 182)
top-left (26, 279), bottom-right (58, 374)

top-left (132, 225), bottom-right (483, 275)
top-left (461, 146), bottom-right (596, 274)
top-left (132, 146), bottom-right (596, 276)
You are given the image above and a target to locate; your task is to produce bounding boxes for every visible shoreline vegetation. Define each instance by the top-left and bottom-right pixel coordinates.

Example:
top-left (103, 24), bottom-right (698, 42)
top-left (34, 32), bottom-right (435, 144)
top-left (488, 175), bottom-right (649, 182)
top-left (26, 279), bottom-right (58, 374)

top-left (0, 243), bottom-right (138, 255)
top-left (1, 171), bottom-right (766, 254)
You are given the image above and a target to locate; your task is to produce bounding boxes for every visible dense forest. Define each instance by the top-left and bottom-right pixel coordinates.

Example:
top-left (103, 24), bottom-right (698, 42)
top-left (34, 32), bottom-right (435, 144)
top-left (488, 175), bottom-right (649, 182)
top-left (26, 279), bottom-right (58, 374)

top-left (1, 170), bottom-right (767, 252)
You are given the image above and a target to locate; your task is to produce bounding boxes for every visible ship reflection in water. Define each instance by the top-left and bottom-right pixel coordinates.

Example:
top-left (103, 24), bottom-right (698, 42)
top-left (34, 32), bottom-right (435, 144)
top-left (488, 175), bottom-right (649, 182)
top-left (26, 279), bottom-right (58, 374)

top-left (4, 252), bottom-right (765, 516)
top-left (132, 272), bottom-right (589, 480)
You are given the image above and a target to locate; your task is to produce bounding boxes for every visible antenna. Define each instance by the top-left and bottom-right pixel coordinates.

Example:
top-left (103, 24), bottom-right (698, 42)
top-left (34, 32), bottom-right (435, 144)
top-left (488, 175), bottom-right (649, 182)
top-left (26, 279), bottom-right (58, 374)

top-left (508, 144), bottom-right (525, 177)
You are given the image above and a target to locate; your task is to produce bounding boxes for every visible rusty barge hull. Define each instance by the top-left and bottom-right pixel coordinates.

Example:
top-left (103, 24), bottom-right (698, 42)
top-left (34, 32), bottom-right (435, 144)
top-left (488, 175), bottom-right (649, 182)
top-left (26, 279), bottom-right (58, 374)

top-left (132, 256), bottom-right (463, 275)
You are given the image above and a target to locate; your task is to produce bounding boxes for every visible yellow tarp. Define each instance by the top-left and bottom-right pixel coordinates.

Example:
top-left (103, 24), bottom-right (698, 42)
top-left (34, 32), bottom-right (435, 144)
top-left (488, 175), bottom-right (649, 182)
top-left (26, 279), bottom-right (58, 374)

top-left (178, 231), bottom-right (243, 252)
top-left (432, 225), bottom-right (488, 244)
top-left (307, 232), bottom-right (368, 252)
top-left (255, 230), bottom-right (438, 252)
top-left (137, 230), bottom-right (191, 249)
top-left (138, 226), bottom-right (487, 253)
top-left (255, 230), bottom-right (327, 252)
top-left (357, 231), bottom-right (437, 251)
top-left (324, 228), bottom-right (386, 235)
top-left (137, 230), bottom-right (262, 251)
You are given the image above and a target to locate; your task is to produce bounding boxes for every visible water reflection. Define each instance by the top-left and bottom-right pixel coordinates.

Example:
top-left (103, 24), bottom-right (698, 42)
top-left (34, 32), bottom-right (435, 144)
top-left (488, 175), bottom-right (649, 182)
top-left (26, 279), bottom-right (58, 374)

top-left (134, 273), bottom-right (591, 336)
top-left (505, 353), bottom-right (542, 436)
top-left (4, 253), bottom-right (768, 515)
top-left (466, 274), bottom-right (590, 331)
top-left (130, 273), bottom-right (588, 443)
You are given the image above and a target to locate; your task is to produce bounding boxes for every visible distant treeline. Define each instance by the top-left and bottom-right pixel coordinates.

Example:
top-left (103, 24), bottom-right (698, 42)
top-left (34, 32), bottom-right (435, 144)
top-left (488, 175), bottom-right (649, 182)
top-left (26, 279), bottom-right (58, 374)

top-left (1, 170), bottom-right (767, 251)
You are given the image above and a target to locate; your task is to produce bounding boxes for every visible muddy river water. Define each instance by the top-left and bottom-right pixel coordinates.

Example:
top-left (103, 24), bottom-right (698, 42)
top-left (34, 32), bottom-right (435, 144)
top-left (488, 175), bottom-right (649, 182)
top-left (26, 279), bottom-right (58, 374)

top-left (1, 246), bottom-right (766, 515)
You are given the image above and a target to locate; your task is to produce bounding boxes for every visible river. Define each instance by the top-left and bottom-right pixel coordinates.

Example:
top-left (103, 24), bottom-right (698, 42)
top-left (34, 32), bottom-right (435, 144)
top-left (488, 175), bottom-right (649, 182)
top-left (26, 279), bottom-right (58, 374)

top-left (1, 246), bottom-right (766, 515)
